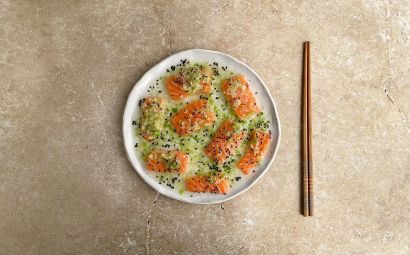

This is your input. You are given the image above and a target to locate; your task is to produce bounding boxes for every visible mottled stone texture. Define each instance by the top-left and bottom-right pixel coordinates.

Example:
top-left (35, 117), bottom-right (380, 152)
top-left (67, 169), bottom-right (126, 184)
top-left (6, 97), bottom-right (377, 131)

top-left (0, 0), bottom-right (409, 254)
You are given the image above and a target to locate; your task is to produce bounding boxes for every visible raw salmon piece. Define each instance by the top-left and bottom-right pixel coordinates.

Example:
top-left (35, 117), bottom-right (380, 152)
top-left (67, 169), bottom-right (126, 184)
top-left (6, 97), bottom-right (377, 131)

top-left (221, 75), bottom-right (260, 118)
top-left (237, 130), bottom-right (271, 174)
top-left (147, 150), bottom-right (189, 173)
top-left (185, 176), bottom-right (229, 194)
top-left (166, 76), bottom-right (190, 100)
top-left (204, 120), bottom-right (244, 164)
top-left (139, 97), bottom-right (166, 141)
top-left (170, 99), bottom-right (216, 135)
top-left (165, 65), bottom-right (212, 100)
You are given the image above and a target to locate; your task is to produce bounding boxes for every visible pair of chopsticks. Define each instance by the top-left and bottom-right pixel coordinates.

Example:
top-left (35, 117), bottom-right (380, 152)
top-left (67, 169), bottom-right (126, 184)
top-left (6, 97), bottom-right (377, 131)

top-left (302, 41), bottom-right (313, 217)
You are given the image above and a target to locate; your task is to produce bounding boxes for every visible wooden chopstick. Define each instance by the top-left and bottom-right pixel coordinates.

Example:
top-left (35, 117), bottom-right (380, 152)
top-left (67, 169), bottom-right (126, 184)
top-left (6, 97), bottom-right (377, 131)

top-left (302, 42), bottom-right (309, 217)
top-left (307, 41), bottom-right (314, 216)
top-left (302, 41), bottom-right (314, 217)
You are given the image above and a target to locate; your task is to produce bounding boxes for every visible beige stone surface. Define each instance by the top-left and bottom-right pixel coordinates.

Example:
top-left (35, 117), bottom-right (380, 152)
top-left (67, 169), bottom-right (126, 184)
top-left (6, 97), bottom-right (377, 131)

top-left (0, 0), bottom-right (409, 254)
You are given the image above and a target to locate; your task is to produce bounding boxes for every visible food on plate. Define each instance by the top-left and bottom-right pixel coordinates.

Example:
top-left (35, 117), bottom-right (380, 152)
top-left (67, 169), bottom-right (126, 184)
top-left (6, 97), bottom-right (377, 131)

top-left (166, 64), bottom-right (212, 100)
top-left (204, 120), bottom-right (244, 164)
top-left (139, 97), bottom-right (166, 140)
top-left (134, 60), bottom-right (272, 196)
top-left (185, 176), bottom-right (229, 194)
top-left (170, 99), bottom-right (216, 135)
top-left (237, 130), bottom-right (272, 174)
top-left (221, 75), bottom-right (260, 118)
top-left (147, 150), bottom-right (189, 173)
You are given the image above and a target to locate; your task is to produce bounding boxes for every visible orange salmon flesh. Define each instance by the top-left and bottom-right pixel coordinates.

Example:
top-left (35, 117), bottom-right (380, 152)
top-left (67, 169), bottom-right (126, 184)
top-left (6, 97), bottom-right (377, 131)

top-left (170, 99), bottom-right (216, 135)
top-left (221, 75), bottom-right (260, 118)
top-left (237, 130), bottom-right (271, 174)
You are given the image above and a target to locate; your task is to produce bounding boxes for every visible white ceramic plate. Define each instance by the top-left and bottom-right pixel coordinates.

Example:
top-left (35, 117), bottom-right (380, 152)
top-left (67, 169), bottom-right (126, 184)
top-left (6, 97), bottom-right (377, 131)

top-left (123, 49), bottom-right (281, 204)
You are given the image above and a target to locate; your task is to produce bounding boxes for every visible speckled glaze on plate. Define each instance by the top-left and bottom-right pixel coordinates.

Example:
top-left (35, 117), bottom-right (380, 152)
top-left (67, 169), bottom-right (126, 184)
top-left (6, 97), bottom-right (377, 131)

top-left (123, 49), bottom-right (281, 204)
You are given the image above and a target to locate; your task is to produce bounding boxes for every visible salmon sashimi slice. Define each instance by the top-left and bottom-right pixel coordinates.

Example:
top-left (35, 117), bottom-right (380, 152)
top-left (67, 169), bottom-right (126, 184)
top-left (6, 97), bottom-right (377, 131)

top-left (147, 150), bottom-right (189, 173)
top-left (204, 120), bottom-right (245, 164)
top-left (170, 99), bottom-right (216, 135)
top-left (165, 65), bottom-right (212, 100)
top-left (166, 76), bottom-right (189, 100)
top-left (139, 97), bottom-right (166, 141)
top-left (185, 176), bottom-right (229, 194)
top-left (221, 75), bottom-right (260, 118)
top-left (237, 130), bottom-right (272, 174)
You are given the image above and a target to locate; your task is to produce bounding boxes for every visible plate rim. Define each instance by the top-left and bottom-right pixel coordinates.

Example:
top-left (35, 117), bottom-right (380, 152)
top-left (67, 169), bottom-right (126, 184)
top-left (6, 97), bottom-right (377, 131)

top-left (123, 48), bottom-right (281, 204)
